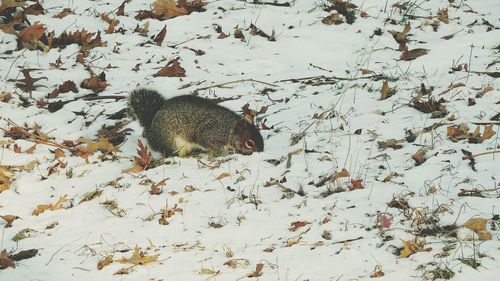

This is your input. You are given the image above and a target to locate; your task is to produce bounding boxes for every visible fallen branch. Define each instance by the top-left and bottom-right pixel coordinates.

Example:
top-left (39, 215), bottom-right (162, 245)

top-left (193, 79), bottom-right (277, 91)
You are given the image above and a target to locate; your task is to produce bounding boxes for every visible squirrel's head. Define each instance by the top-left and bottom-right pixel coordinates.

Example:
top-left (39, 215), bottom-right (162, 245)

top-left (231, 117), bottom-right (264, 155)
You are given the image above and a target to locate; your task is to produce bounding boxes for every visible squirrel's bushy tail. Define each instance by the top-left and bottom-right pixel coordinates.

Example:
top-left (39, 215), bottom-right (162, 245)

top-left (128, 88), bottom-right (166, 128)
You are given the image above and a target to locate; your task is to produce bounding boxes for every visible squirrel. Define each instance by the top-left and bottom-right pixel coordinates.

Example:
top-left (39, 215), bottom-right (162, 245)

top-left (128, 88), bottom-right (264, 157)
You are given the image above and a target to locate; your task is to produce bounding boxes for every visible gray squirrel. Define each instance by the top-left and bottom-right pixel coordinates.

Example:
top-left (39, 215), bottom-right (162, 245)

top-left (128, 89), bottom-right (264, 157)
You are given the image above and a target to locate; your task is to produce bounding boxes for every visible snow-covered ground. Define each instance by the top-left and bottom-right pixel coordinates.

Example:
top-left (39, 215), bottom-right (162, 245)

top-left (1, 0), bottom-right (499, 280)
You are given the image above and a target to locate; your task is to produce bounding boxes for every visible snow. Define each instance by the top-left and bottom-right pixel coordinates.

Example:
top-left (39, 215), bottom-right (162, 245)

top-left (1, 0), bottom-right (499, 280)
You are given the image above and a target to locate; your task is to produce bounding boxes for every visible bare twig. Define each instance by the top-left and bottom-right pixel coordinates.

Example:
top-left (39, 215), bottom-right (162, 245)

top-left (193, 79), bottom-right (277, 91)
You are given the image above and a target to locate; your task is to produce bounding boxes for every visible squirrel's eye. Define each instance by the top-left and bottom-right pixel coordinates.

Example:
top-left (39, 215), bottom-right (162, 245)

top-left (245, 139), bottom-right (255, 149)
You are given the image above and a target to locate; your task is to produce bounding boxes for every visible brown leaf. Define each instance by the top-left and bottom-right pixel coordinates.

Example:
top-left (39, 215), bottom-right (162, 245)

top-left (447, 124), bottom-right (468, 142)
top-left (24, 2), bottom-right (44, 15)
top-left (18, 23), bottom-right (46, 44)
top-left (81, 74), bottom-right (109, 92)
top-left (412, 148), bottom-right (426, 166)
top-left (9, 249), bottom-right (38, 261)
top-left (8, 68), bottom-right (48, 93)
top-left (0, 91), bottom-right (12, 102)
top-left (480, 125), bottom-right (496, 141)
top-left (154, 58), bottom-right (186, 77)
top-left (234, 27), bottom-right (245, 41)
top-left (322, 12), bottom-right (343, 25)
top-left (388, 22), bottom-right (410, 44)
top-left (154, 25), bottom-right (167, 46)
top-left (400, 48), bottom-right (429, 61)
top-left (437, 8), bottom-right (449, 24)
top-left (349, 179), bottom-right (364, 190)
top-left (247, 262), bottom-right (264, 277)
top-left (97, 255), bottom-right (114, 270)
top-left (53, 7), bottom-right (74, 18)
top-left (288, 220), bottom-right (311, 231)
top-left (116, 1), bottom-right (126, 16)
top-left (124, 140), bottom-right (152, 173)
top-left (98, 122), bottom-right (133, 146)
top-left (150, 178), bottom-right (168, 195)
top-left (410, 96), bottom-right (446, 114)
top-left (380, 80), bottom-right (394, 100)
top-left (0, 250), bottom-right (15, 269)
top-left (153, 0), bottom-right (189, 19)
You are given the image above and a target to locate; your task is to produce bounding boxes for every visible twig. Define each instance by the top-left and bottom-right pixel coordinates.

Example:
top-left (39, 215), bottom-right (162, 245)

top-left (331, 236), bottom-right (363, 245)
top-left (463, 150), bottom-right (500, 160)
top-left (276, 73), bottom-right (398, 84)
top-left (194, 79), bottom-right (277, 91)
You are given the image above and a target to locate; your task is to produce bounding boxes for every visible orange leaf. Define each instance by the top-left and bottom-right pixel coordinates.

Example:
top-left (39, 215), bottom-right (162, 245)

top-left (18, 23), bottom-right (46, 43)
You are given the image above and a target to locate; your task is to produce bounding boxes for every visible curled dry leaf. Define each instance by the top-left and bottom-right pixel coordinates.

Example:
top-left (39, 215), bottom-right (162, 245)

top-left (32, 194), bottom-right (68, 216)
top-left (81, 74), bottom-right (109, 92)
top-left (18, 23), bottom-right (46, 44)
top-left (399, 239), bottom-right (428, 258)
top-left (214, 172), bottom-right (230, 181)
top-left (1, 214), bottom-right (20, 227)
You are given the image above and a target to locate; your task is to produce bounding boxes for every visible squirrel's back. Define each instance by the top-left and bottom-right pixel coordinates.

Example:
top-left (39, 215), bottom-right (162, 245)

top-left (128, 89), bottom-right (264, 157)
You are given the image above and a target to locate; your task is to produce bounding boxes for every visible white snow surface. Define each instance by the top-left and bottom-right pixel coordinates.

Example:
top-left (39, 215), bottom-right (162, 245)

top-left (0, 0), bottom-right (499, 280)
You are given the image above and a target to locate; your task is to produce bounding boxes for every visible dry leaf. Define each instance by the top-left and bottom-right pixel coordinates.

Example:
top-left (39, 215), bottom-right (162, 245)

top-left (118, 246), bottom-right (158, 265)
top-left (400, 48), bottom-right (429, 61)
top-left (388, 22), bottom-right (410, 44)
top-left (0, 250), bottom-right (15, 269)
top-left (322, 12), bottom-right (343, 25)
top-left (124, 139), bottom-right (152, 173)
top-left (18, 23), bottom-right (46, 44)
top-left (153, 0), bottom-right (188, 19)
top-left (331, 168), bottom-right (350, 181)
top-left (1, 214), bottom-right (20, 228)
top-left (81, 74), bottom-right (109, 93)
top-left (154, 25), bottom-right (167, 45)
top-left (0, 167), bottom-right (13, 193)
top-left (53, 8), bottom-right (74, 18)
top-left (463, 217), bottom-right (492, 240)
top-left (214, 172), bottom-right (230, 180)
top-left (412, 148), bottom-right (426, 166)
top-left (437, 8), bottom-right (449, 24)
top-left (32, 194), bottom-right (68, 216)
top-left (247, 262), bottom-right (264, 277)
top-left (380, 80), bottom-right (394, 100)
top-left (480, 125), bottom-right (496, 141)
top-left (288, 220), bottom-right (311, 232)
top-left (154, 58), bottom-right (186, 77)
top-left (77, 137), bottom-right (119, 156)
top-left (399, 239), bottom-right (426, 258)
top-left (97, 255), bottom-right (114, 270)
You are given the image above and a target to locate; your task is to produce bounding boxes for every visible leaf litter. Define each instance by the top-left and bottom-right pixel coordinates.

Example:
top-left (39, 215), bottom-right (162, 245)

top-left (0, 0), bottom-right (499, 280)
